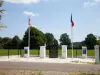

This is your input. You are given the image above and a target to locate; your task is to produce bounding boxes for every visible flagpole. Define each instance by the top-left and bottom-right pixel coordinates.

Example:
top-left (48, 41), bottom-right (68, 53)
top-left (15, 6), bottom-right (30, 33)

top-left (71, 26), bottom-right (73, 58)
top-left (28, 19), bottom-right (30, 50)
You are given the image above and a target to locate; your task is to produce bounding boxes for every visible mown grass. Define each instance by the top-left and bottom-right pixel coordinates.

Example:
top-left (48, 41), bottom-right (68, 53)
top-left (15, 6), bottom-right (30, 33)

top-left (0, 49), bottom-right (95, 56)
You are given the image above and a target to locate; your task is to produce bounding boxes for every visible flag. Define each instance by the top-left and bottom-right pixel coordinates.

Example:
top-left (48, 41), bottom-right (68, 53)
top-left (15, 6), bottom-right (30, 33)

top-left (71, 14), bottom-right (74, 27)
top-left (28, 18), bottom-right (32, 27)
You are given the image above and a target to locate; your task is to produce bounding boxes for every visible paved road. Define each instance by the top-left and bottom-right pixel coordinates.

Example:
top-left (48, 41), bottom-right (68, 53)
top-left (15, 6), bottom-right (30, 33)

top-left (0, 62), bottom-right (100, 73)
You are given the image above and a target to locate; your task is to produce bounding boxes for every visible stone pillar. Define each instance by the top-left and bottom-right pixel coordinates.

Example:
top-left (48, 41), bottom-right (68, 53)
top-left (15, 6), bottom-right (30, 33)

top-left (40, 46), bottom-right (46, 58)
top-left (24, 47), bottom-right (30, 58)
top-left (82, 46), bottom-right (87, 58)
top-left (94, 45), bottom-right (100, 64)
top-left (62, 45), bottom-right (67, 59)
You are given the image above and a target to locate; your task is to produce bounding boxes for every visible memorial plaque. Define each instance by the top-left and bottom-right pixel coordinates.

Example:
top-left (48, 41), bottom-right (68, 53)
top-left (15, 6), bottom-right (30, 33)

top-left (49, 45), bottom-right (58, 58)
top-left (83, 48), bottom-right (86, 54)
top-left (25, 49), bottom-right (27, 54)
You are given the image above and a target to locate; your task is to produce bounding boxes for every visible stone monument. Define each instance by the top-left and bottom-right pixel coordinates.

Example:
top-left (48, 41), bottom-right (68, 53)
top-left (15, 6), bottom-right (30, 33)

top-left (62, 45), bottom-right (67, 59)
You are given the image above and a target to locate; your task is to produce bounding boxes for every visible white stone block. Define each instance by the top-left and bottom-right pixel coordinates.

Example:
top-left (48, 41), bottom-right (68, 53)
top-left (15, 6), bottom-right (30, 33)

top-left (24, 47), bottom-right (30, 58)
top-left (82, 46), bottom-right (87, 59)
top-left (62, 45), bottom-right (67, 59)
top-left (40, 46), bottom-right (46, 58)
top-left (94, 45), bottom-right (100, 63)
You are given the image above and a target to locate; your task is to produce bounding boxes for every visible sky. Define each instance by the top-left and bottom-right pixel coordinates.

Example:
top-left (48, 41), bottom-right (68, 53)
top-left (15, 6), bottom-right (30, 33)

top-left (0, 0), bottom-right (100, 42)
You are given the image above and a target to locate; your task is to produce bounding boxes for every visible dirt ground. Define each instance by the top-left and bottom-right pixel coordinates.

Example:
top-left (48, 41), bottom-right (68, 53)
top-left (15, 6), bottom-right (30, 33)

top-left (0, 62), bottom-right (100, 75)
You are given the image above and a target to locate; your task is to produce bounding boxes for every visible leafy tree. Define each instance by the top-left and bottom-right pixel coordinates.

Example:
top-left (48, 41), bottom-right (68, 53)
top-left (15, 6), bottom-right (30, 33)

top-left (0, 0), bottom-right (4, 21)
top-left (12, 35), bottom-right (21, 49)
top-left (73, 42), bottom-right (82, 49)
top-left (85, 34), bottom-right (97, 49)
top-left (97, 40), bottom-right (100, 46)
top-left (23, 27), bottom-right (46, 49)
top-left (45, 33), bottom-right (54, 48)
top-left (53, 38), bottom-right (58, 47)
top-left (19, 40), bottom-right (24, 49)
top-left (2, 37), bottom-right (12, 49)
top-left (0, 37), bottom-right (3, 48)
top-left (81, 40), bottom-right (86, 46)
top-left (59, 33), bottom-right (71, 47)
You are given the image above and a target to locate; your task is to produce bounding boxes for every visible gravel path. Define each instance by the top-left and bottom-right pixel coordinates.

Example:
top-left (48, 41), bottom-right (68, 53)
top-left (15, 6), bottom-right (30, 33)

top-left (0, 61), bottom-right (100, 74)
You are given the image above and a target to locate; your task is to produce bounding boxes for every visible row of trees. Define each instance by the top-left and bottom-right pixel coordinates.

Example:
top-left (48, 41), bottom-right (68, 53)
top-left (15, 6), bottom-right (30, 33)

top-left (0, 26), bottom-right (100, 49)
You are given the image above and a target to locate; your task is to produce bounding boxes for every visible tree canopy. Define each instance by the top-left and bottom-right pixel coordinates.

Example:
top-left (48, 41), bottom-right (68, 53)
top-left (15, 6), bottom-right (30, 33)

top-left (0, 0), bottom-right (4, 21)
top-left (12, 35), bottom-right (21, 49)
top-left (85, 34), bottom-right (97, 49)
top-left (23, 27), bottom-right (46, 49)
top-left (59, 33), bottom-right (71, 47)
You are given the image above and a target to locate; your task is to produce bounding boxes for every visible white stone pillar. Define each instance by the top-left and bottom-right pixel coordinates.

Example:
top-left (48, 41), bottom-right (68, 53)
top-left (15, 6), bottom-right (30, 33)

top-left (62, 45), bottom-right (67, 59)
top-left (94, 45), bottom-right (100, 64)
top-left (40, 46), bottom-right (46, 58)
top-left (82, 46), bottom-right (87, 59)
top-left (24, 47), bottom-right (30, 58)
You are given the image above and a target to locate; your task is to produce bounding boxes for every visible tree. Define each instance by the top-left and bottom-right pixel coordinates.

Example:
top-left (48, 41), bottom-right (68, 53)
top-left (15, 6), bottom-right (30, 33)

top-left (45, 33), bottom-right (54, 48)
top-left (53, 38), bottom-right (58, 47)
top-left (81, 40), bottom-right (86, 46)
top-left (85, 34), bottom-right (97, 49)
top-left (23, 27), bottom-right (46, 49)
top-left (73, 42), bottom-right (82, 49)
top-left (97, 40), bottom-right (100, 46)
top-left (0, 0), bottom-right (4, 21)
top-left (12, 35), bottom-right (21, 49)
top-left (2, 37), bottom-right (12, 49)
top-left (59, 33), bottom-right (71, 46)
top-left (0, 37), bottom-right (3, 48)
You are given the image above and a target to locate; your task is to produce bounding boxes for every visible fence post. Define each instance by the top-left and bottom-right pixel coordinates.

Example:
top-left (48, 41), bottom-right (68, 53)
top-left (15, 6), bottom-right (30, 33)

top-left (20, 49), bottom-right (22, 57)
top-left (18, 49), bottom-right (19, 57)
top-left (38, 49), bottom-right (39, 57)
top-left (8, 49), bottom-right (9, 59)
top-left (76, 49), bottom-right (77, 58)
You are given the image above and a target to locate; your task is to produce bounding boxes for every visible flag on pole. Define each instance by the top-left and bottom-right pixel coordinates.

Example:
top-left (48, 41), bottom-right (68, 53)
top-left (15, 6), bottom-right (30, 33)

top-left (71, 14), bottom-right (74, 27)
top-left (28, 17), bottom-right (32, 51)
top-left (28, 18), bottom-right (32, 27)
top-left (71, 14), bottom-right (74, 59)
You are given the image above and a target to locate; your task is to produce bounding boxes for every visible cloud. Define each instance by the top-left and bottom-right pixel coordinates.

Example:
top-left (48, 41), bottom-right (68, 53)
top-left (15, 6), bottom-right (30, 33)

top-left (4, 0), bottom-right (40, 4)
top-left (23, 11), bottom-right (39, 17)
top-left (84, 0), bottom-right (100, 7)
top-left (4, 0), bottom-right (57, 4)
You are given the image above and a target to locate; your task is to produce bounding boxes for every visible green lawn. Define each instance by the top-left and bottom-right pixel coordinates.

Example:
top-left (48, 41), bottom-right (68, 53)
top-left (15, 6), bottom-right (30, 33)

top-left (0, 49), bottom-right (95, 56)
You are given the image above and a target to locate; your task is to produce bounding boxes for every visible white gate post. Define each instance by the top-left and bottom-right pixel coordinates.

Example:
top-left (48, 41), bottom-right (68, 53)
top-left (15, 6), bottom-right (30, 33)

top-left (62, 45), bottom-right (67, 59)
top-left (40, 46), bottom-right (46, 58)
top-left (94, 45), bottom-right (100, 64)
top-left (82, 46), bottom-right (87, 59)
top-left (24, 47), bottom-right (30, 58)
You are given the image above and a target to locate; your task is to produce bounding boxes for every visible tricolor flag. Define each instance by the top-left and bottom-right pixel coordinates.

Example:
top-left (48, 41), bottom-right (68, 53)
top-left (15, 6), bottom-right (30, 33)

top-left (28, 18), bottom-right (32, 27)
top-left (70, 13), bottom-right (74, 58)
top-left (71, 14), bottom-right (74, 27)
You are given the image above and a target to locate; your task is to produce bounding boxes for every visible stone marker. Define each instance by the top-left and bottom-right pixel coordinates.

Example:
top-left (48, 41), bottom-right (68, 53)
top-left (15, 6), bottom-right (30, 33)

top-left (94, 45), bottom-right (100, 64)
top-left (62, 45), bottom-right (67, 59)
top-left (49, 45), bottom-right (58, 58)
top-left (40, 46), bottom-right (46, 58)
top-left (24, 47), bottom-right (30, 58)
top-left (82, 46), bottom-right (87, 58)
